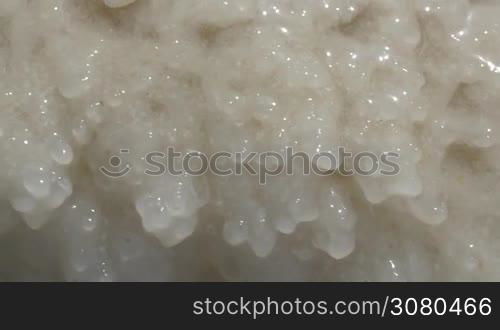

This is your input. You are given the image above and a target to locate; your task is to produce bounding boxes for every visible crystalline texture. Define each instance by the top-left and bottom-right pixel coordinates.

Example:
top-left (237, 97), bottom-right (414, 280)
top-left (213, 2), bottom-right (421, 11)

top-left (0, 0), bottom-right (498, 281)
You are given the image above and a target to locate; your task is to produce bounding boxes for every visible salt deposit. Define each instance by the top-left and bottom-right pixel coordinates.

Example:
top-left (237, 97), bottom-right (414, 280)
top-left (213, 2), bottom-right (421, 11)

top-left (0, 0), bottom-right (499, 281)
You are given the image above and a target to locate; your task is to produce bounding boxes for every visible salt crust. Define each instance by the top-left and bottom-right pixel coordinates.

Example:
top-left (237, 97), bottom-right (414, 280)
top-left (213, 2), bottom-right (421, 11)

top-left (0, 0), bottom-right (499, 281)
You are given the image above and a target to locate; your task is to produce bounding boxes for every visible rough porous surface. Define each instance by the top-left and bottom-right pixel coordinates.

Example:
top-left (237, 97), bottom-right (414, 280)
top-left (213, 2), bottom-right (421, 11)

top-left (0, 0), bottom-right (499, 281)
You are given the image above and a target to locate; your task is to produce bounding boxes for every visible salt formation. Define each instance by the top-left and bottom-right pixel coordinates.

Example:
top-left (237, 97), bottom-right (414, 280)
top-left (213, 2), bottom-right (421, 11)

top-left (0, 0), bottom-right (499, 281)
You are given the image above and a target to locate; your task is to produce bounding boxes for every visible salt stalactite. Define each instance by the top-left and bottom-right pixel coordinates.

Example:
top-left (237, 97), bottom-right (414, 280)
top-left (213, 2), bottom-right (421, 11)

top-left (222, 198), bottom-right (277, 258)
top-left (135, 173), bottom-right (209, 247)
top-left (407, 156), bottom-right (448, 225)
top-left (313, 182), bottom-right (357, 260)
top-left (48, 134), bottom-right (74, 166)
top-left (59, 196), bottom-right (114, 282)
top-left (9, 163), bottom-right (72, 229)
top-left (218, 175), bottom-right (277, 258)
top-left (264, 174), bottom-right (320, 235)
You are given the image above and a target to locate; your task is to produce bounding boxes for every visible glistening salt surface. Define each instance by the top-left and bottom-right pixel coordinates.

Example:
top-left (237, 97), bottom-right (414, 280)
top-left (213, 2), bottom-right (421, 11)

top-left (0, 0), bottom-right (499, 281)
